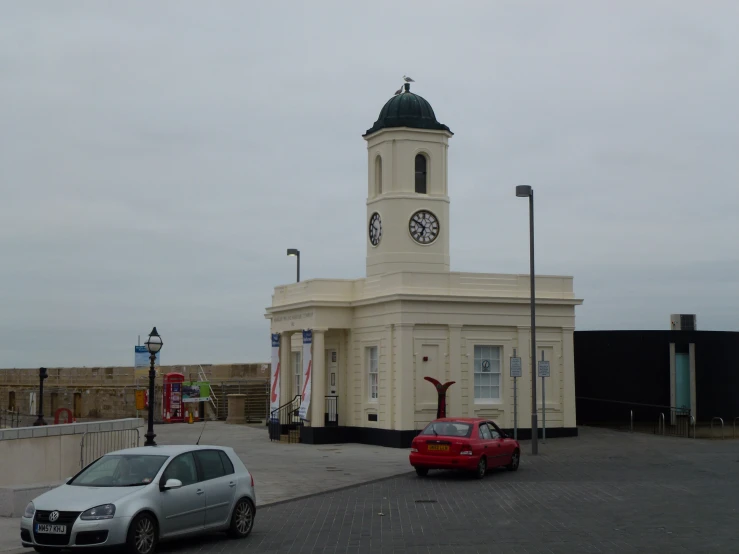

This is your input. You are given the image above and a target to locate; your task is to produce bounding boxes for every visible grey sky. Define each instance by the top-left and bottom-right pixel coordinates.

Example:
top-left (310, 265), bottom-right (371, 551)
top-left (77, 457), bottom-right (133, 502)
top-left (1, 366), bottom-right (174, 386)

top-left (1, 1), bottom-right (737, 369)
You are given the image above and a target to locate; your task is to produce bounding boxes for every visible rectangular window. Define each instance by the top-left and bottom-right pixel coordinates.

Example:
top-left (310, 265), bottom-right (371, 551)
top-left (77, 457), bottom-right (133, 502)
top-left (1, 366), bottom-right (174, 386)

top-left (367, 346), bottom-right (379, 401)
top-left (474, 345), bottom-right (501, 402)
top-left (292, 352), bottom-right (302, 395)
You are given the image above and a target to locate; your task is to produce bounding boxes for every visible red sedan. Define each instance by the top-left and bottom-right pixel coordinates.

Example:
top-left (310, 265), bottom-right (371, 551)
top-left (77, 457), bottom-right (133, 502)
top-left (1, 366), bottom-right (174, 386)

top-left (409, 417), bottom-right (520, 479)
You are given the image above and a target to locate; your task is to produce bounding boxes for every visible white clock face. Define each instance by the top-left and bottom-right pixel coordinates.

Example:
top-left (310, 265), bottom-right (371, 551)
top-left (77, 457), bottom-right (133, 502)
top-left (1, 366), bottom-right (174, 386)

top-left (368, 212), bottom-right (382, 246)
top-left (409, 209), bottom-right (439, 244)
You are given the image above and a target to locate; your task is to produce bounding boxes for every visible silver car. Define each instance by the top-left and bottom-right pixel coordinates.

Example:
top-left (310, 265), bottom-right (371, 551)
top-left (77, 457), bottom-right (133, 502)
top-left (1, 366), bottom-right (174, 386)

top-left (20, 444), bottom-right (256, 554)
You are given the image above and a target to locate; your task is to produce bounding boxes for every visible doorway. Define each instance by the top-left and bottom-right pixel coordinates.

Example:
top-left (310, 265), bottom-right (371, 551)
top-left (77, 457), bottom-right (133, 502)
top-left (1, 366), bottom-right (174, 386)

top-left (326, 349), bottom-right (339, 425)
top-left (8, 391), bottom-right (15, 411)
top-left (675, 353), bottom-right (690, 411)
top-left (73, 393), bottom-right (82, 419)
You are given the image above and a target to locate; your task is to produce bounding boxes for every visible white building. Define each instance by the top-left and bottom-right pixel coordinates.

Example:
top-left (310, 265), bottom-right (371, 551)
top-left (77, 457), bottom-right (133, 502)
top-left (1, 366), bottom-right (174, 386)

top-left (265, 82), bottom-right (583, 447)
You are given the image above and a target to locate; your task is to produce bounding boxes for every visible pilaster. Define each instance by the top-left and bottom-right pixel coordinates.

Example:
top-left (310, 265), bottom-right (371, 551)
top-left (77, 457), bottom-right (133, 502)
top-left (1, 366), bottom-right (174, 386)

top-left (394, 323), bottom-right (415, 430)
top-left (310, 329), bottom-right (327, 427)
top-left (448, 325), bottom-right (462, 417)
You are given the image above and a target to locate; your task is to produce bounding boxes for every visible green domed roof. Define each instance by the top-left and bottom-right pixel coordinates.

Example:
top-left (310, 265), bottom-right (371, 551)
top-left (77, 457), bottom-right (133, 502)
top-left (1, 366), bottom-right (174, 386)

top-left (363, 83), bottom-right (452, 137)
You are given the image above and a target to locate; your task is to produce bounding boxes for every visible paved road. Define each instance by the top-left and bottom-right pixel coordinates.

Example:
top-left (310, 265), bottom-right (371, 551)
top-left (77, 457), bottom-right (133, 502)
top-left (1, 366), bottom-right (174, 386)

top-left (4, 427), bottom-right (739, 553)
top-left (158, 428), bottom-right (739, 554)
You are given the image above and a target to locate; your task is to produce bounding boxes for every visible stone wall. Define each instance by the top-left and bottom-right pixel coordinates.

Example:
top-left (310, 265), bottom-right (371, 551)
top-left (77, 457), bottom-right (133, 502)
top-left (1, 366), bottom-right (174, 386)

top-left (0, 363), bottom-right (270, 421)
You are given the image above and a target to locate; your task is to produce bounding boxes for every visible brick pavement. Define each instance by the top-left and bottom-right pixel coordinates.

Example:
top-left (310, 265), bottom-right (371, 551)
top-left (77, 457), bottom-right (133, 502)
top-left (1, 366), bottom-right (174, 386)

top-left (159, 427), bottom-right (739, 554)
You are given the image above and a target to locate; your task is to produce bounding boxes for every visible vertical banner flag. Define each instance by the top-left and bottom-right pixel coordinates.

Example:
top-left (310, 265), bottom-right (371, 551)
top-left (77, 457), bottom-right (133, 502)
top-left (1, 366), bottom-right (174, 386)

top-left (298, 330), bottom-right (313, 420)
top-left (269, 333), bottom-right (281, 422)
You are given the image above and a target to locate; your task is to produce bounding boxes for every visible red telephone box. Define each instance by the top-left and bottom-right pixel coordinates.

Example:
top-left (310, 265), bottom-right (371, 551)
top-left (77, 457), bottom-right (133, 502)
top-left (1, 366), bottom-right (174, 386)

top-left (163, 372), bottom-right (185, 423)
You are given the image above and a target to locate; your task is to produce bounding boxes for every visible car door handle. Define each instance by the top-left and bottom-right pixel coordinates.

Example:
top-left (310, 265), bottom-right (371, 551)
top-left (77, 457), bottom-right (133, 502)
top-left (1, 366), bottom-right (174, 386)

top-left (229, 482), bottom-right (236, 488)
top-left (196, 489), bottom-right (204, 495)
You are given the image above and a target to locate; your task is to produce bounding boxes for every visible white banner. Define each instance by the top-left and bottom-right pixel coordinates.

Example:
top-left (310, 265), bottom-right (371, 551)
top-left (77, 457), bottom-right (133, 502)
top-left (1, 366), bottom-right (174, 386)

top-left (269, 334), bottom-right (281, 421)
top-left (298, 330), bottom-right (312, 420)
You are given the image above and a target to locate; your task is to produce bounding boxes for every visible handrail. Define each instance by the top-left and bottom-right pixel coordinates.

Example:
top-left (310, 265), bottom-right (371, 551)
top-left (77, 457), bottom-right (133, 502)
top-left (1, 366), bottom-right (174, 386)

top-left (577, 396), bottom-right (679, 410)
top-left (711, 417), bottom-right (724, 440)
top-left (734, 417), bottom-right (739, 439)
top-left (630, 410), bottom-right (634, 433)
top-left (690, 415), bottom-right (696, 439)
top-left (658, 413), bottom-right (665, 435)
top-left (270, 394), bottom-right (302, 419)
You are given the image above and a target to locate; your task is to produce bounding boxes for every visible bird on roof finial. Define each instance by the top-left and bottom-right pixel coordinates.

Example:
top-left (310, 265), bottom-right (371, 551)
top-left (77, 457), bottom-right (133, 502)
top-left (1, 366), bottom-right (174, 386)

top-left (394, 86), bottom-right (403, 95)
top-left (403, 75), bottom-right (415, 83)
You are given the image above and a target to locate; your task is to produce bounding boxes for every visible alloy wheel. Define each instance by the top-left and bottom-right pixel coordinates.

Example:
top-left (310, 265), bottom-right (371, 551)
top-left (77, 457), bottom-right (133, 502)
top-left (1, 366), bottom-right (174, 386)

top-left (235, 500), bottom-right (254, 535)
top-left (134, 517), bottom-right (155, 554)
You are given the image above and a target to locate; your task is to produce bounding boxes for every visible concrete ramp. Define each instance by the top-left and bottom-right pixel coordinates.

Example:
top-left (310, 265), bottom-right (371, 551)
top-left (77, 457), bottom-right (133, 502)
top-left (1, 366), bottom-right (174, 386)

top-left (0, 482), bottom-right (61, 518)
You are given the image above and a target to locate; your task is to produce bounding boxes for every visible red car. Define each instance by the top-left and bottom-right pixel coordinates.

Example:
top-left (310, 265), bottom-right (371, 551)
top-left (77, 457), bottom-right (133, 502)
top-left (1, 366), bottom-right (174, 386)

top-left (409, 417), bottom-right (520, 479)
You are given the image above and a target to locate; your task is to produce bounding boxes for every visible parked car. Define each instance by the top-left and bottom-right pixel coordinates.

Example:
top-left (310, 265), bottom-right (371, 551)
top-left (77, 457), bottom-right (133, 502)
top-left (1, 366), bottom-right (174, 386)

top-left (20, 444), bottom-right (256, 554)
top-left (409, 417), bottom-right (520, 478)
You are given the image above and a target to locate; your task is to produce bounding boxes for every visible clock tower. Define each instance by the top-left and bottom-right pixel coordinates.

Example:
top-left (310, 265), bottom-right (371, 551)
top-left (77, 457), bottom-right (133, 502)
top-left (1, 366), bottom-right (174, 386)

top-left (362, 82), bottom-right (453, 277)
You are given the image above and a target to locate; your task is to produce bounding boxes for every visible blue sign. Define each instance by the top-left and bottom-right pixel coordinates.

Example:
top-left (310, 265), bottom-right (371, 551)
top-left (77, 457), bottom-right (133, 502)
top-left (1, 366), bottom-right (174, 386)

top-left (302, 330), bottom-right (312, 344)
top-left (135, 345), bottom-right (161, 367)
top-left (271, 333), bottom-right (280, 347)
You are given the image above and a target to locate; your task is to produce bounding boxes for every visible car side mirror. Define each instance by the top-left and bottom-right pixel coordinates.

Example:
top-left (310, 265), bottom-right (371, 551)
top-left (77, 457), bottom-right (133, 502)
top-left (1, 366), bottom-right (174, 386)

top-left (162, 478), bottom-right (182, 491)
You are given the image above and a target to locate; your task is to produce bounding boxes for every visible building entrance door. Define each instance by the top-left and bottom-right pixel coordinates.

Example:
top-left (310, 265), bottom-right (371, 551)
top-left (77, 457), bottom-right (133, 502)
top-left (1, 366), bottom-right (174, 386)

top-left (326, 349), bottom-right (339, 425)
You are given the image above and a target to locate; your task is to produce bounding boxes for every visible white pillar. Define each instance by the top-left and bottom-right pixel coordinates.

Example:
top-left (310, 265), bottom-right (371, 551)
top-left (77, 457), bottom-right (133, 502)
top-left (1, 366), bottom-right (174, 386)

top-left (394, 323), bottom-right (415, 430)
top-left (561, 327), bottom-right (576, 428)
top-left (311, 329), bottom-right (326, 428)
top-left (280, 331), bottom-right (293, 402)
top-left (448, 325), bottom-right (462, 417)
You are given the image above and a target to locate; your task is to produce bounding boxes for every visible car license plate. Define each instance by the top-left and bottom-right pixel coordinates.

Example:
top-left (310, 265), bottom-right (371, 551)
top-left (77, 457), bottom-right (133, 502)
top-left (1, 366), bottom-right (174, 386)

top-left (427, 444), bottom-right (449, 452)
top-left (36, 524), bottom-right (66, 534)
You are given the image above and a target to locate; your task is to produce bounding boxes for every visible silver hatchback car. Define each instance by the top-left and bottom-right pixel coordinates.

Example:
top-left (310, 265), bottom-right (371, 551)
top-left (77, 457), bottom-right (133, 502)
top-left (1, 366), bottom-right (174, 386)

top-left (20, 444), bottom-right (256, 554)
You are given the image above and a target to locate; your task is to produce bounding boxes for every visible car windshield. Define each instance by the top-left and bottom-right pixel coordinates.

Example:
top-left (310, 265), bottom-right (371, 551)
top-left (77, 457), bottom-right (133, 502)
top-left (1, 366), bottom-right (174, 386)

top-left (69, 454), bottom-right (169, 487)
top-left (420, 421), bottom-right (473, 438)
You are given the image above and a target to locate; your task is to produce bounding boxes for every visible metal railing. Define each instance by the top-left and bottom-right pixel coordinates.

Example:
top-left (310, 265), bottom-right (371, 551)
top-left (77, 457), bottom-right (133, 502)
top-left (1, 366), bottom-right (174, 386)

top-left (577, 396), bottom-right (692, 438)
top-left (710, 417), bottom-right (725, 440)
top-left (268, 395), bottom-right (302, 441)
top-left (0, 409), bottom-right (35, 428)
top-left (325, 396), bottom-right (339, 427)
top-left (80, 428), bottom-right (141, 468)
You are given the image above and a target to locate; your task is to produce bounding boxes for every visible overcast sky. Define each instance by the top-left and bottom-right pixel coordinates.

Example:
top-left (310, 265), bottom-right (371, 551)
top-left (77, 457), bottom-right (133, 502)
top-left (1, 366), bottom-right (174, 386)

top-left (1, 1), bottom-right (737, 369)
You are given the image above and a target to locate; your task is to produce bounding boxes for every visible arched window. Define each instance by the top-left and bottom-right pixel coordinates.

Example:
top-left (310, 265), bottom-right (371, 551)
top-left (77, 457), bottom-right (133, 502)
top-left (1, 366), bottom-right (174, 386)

top-left (415, 154), bottom-right (427, 194)
top-left (375, 155), bottom-right (383, 195)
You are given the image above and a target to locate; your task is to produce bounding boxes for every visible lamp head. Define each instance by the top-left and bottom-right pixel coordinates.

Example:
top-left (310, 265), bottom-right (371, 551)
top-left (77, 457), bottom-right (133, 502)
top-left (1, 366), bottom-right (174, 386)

top-left (286, 248), bottom-right (299, 257)
top-left (516, 185), bottom-right (533, 198)
top-left (145, 327), bottom-right (163, 354)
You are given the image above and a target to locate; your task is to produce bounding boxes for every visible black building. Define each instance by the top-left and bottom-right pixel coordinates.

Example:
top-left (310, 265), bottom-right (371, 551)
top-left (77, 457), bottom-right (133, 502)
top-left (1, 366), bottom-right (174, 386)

top-left (574, 330), bottom-right (739, 428)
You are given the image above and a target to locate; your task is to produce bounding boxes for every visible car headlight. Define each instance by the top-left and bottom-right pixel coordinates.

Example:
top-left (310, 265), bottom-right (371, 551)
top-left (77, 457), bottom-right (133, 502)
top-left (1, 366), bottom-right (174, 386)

top-left (80, 504), bottom-right (116, 520)
top-left (23, 502), bottom-right (35, 519)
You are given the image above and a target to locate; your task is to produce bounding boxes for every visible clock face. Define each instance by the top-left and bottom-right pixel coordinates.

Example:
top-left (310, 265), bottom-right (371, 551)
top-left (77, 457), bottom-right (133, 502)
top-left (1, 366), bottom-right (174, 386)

top-left (368, 212), bottom-right (382, 246)
top-left (409, 209), bottom-right (439, 244)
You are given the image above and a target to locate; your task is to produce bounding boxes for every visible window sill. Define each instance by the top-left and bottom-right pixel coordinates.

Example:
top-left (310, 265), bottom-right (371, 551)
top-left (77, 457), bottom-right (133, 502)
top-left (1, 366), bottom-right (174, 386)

top-left (473, 399), bottom-right (503, 405)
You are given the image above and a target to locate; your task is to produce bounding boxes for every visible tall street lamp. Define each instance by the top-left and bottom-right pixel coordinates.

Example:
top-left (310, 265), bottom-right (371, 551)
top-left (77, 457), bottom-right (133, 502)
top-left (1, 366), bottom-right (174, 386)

top-left (33, 367), bottom-right (48, 427)
top-left (516, 185), bottom-right (538, 455)
top-left (287, 248), bottom-right (300, 282)
top-left (143, 327), bottom-right (163, 446)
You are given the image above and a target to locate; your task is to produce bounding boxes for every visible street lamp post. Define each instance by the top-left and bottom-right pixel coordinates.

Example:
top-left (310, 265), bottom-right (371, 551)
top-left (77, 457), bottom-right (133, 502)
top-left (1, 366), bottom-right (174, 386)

top-left (287, 248), bottom-right (300, 282)
top-left (33, 367), bottom-right (48, 426)
top-left (516, 185), bottom-right (538, 455)
top-left (143, 327), bottom-right (163, 446)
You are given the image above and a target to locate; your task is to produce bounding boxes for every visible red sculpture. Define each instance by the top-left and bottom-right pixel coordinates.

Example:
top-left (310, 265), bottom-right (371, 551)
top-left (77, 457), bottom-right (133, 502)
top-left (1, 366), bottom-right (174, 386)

top-left (424, 377), bottom-right (456, 419)
top-left (54, 407), bottom-right (73, 425)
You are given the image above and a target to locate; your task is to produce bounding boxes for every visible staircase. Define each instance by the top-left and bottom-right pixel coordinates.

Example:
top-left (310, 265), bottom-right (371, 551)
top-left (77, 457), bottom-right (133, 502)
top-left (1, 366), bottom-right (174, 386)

top-left (211, 380), bottom-right (269, 423)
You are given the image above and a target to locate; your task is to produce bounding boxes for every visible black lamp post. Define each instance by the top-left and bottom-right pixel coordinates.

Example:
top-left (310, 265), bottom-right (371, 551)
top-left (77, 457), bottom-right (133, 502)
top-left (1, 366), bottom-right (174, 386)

top-left (143, 327), bottom-right (163, 446)
top-left (287, 248), bottom-right (300, 282)
top-left (33, 367), bottom-right (48, 426)
top-left (516, 184), bottom-right (538, 455)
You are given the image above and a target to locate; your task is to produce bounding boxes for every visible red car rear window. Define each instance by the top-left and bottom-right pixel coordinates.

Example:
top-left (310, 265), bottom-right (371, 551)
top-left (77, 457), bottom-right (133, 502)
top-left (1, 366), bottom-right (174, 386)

top-left (420, 422), bottom-right (473, 438)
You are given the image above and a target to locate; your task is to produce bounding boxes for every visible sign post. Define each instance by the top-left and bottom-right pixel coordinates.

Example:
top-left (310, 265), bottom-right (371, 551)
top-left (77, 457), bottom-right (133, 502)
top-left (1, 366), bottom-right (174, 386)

top-left (510, 349), bottom-right (522, 440)
top-left (537, 351), bottom-right (550, 443)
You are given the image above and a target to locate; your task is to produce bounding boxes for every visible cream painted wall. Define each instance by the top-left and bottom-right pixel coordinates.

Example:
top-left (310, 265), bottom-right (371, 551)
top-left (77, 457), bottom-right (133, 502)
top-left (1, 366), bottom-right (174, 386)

top-left (365, 128), bottom-right (452, 276)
